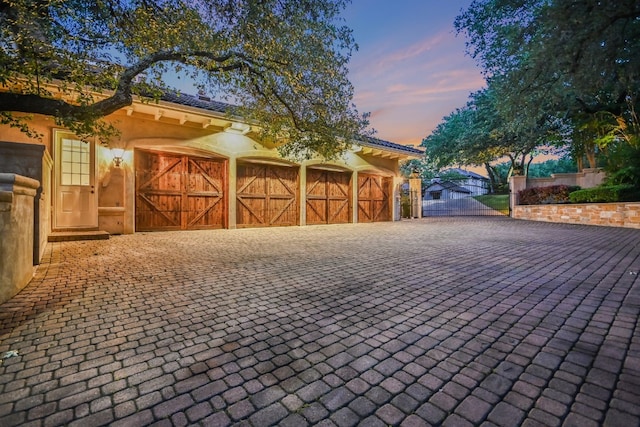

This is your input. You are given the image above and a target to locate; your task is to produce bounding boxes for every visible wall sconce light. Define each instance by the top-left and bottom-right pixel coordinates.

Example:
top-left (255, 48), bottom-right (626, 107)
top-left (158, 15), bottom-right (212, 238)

top-left (111, 147), bottom-right (125, 167)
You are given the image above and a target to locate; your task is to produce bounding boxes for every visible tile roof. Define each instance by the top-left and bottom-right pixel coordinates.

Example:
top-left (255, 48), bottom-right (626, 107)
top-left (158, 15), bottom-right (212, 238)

top-left (360, 136), bottom-right (424, 156)
top-left (160, 91), bottom-right (230, 113)
top-left (160, 92), bottom-right (424, 157)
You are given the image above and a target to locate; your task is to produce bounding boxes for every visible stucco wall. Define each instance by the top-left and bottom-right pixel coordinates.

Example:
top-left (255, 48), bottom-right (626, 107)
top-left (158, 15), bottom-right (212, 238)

top-left (0, 141), bottom-right (50, 264)
top-left (512, 202), bottom-right (640, 229)
top-left (101, 117), bottom-right (403, 232)
top-left (2, 98), bottom-right (415, 238)
top-left (524, 168), bottom-right (606, 190)
top-left (0, 174), bottom-right (39, 304)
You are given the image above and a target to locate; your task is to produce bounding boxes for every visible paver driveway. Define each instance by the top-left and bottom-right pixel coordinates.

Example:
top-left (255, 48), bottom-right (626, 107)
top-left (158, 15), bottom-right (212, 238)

top-left (1, 218), bottom-right (639, 427)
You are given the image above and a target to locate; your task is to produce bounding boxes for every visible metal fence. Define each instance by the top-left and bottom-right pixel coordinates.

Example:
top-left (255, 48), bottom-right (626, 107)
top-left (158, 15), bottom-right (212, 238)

top-left (422, 196), bottom-right (509, 217)
top-left (401, 189), bottom-right (421, 218)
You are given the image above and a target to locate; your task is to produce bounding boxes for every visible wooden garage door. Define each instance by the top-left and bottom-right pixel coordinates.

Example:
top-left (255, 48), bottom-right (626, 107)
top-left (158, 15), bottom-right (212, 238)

top-left (306, 169), bottom-right (351, 225)
top-left (136, 151), bottom-right (226, 231)
top-left (358, 174), bottom-right (392, 222)
top-left (237, 163), bottom-right (298, 227)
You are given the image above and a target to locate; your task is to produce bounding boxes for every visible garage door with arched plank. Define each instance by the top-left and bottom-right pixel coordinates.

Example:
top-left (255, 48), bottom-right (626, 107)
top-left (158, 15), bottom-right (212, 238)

top-left (136, 151), bottom-right (227, 231)
top-left (236, 163), bottom-right (298, 228)
top-left (306, 169), bottom-right (351, 225)
top-left (358, 174), bottom-right (392, 222)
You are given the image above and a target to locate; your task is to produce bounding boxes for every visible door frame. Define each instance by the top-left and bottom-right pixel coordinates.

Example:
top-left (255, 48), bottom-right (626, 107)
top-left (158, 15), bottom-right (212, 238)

top-left (134, 149), bottom-right (228, 231)
top-left (357, 173), bottom-right (392, 222)
top-left (305, 168), bottom-right (352, 225)
top-left (236, 160), bottom-right (300, 228)
top-left (53, 129), bottom-right (98, 230)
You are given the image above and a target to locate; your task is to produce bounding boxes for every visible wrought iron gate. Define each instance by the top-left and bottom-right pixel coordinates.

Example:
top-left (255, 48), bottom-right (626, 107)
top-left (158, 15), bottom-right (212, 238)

top-left (422, 196), bottom-right (509, 217)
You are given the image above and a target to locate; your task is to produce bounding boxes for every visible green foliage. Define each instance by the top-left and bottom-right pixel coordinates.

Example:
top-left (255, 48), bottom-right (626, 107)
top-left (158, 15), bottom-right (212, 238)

top-left (399, 158), bottom-right (438, 187)
top-left (0, 0), bottom-right (368, 158)
top-left (456, 0), bottom-right (640, 118)
top-left (602, 143), bottom-right (640, 187)
top-left (454, 0), bottom-right (640, 177)
top-left (569, 185), bottom-right (640, 203)
top-left (422, 83), bottom-right (566, 185)
top-left (422, 88), bottom-right (510, 169)
top-left (0, 112), bottom-right (42, 140)
top-left (525, 156), bottom-right (578, 178)
top-left (518, 185), bottom-right (579, 205)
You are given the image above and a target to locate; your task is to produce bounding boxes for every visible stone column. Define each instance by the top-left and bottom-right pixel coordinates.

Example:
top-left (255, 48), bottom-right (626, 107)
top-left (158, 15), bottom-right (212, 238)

top-left (228, 157), bottom-right (237, 229)
top-left (510, 175), bottom-right (527, 213)
top-left (299, 164), bottom-right (307, 226)
top-left (409, 177), bottom-right (422, 219)
top-left (0, 174), bottom-right (40, 304)
top-left (352, 170), bottom-right (359, 223)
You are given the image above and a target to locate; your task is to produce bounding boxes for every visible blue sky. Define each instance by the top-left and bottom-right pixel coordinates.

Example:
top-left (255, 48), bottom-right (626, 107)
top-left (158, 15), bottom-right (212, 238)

top-left (343, 0), bottom-right (485, 147)
top-left (167, 1), bottom-right (484, 149)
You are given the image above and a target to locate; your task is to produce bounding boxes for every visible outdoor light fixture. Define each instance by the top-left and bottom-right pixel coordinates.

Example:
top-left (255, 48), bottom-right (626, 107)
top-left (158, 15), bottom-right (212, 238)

top-left (111, 147), bottom-right (125, 167)
top-left (224, 122), bottom-right (251, 135)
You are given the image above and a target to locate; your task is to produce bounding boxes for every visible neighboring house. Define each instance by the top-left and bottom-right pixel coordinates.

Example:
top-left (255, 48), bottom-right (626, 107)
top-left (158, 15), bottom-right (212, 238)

top-left (0, 91), bottom-right (422, 268)
top-left (442, 168), bottom-right (490, 196)
top-left (423, 179), bottom-right (472, 200)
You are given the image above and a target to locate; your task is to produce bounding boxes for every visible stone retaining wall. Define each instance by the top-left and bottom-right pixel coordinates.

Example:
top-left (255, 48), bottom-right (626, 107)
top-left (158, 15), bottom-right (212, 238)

top-left (512, 202), bottom-right (640, 229)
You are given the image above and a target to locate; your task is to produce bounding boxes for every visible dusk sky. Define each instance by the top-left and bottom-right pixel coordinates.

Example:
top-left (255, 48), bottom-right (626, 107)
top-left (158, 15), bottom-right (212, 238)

top-left (343, 0), bottom-right (486, 147)
top-left (168, 1), bottom-right (485, 150)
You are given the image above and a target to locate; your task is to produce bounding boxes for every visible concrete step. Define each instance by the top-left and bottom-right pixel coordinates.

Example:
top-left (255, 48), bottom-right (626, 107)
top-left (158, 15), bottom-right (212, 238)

top-left (48, 230), bottom-right (110, 242)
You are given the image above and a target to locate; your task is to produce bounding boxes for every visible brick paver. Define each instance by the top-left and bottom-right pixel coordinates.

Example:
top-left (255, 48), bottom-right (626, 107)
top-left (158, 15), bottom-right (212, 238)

top-left (1, 217), bottom-right (639, 426)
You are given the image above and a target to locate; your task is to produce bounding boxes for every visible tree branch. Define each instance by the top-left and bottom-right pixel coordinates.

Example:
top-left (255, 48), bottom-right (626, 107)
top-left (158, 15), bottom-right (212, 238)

top-left (1, 49), bottom-right (251, 119)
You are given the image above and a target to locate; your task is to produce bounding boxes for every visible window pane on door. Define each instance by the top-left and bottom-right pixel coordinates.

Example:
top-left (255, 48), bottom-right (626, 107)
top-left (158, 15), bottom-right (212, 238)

top-left (61, 138), bottom-right (91, 186)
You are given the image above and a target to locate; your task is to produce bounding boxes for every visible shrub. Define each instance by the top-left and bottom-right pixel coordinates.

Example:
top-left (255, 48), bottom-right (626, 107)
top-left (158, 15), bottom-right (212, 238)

top-left (518, 185), bottom-right (580, 205)
top-left (569, 184), bottom-right (640, 203)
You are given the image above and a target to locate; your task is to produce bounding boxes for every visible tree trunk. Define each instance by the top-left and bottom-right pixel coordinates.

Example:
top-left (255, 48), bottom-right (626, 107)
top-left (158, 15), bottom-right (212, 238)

top-left (526, 155), bottom-right (534, 177)
top-left (585, 143), bottom-right (597, 168)
top-left (484, 162), bottom-right (496, 193)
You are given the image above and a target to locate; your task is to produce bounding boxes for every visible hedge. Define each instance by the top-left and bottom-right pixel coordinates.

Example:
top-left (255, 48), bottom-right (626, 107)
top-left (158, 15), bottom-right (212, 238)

top-left (518, 185), bottom-right (580, 205)
top-left (569, 184), bottom-right (640, 203)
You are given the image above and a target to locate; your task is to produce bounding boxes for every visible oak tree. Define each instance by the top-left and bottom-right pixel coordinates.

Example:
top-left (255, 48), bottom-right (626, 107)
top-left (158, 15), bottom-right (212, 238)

top-left (0, 0), bottom-right (368, 158)
top-left (455, 0), bottom-right (640, 157)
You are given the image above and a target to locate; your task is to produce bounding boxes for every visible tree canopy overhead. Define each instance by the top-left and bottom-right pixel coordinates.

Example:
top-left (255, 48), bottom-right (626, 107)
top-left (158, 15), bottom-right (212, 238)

top-left (455, 0), bottom-right (640, 118)
top-left (420, 0), bottom-right (640, 182)
top-left (0, 0), bottom-right (368, 158)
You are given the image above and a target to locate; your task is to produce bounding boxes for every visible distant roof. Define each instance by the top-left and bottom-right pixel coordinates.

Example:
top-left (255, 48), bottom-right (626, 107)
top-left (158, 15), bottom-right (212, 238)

top-left (425, 180), bottom-right (472, 193)
top-left (444, 168), bottom-right (488, 180)
top-left (160, 92), bottom-right (424, 157)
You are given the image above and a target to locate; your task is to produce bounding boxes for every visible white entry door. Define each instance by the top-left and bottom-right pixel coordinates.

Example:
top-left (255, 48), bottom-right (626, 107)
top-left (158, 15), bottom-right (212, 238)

top-left (54, 132), bottom-right (97, 229)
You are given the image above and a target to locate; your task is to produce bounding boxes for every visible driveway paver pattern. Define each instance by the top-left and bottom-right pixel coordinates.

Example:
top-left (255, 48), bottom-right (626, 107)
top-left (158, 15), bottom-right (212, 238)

top-left (0, 218), bottom-right (639, 426)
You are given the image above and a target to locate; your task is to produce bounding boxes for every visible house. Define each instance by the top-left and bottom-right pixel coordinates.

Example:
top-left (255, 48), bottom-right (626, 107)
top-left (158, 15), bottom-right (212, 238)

top-left (0, 91), bottom-right (422, 303)
top-left (423, 179), bottom-right (472, 200)
top-left (441, 168), bottom-right (490, 196)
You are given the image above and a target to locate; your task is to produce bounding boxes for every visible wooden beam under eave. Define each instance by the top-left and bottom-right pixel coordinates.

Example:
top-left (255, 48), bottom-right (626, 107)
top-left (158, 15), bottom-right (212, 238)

top-left (362, 147), bottom-right (373, 155)
top-left (202, 119), bottom-right (214, 129)
top-left (179, 115), bottom-right (188, 125)
top-left (154, 110), bottom-right (164, 121)
top-left (126, 107), bottom-right (134, 116)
